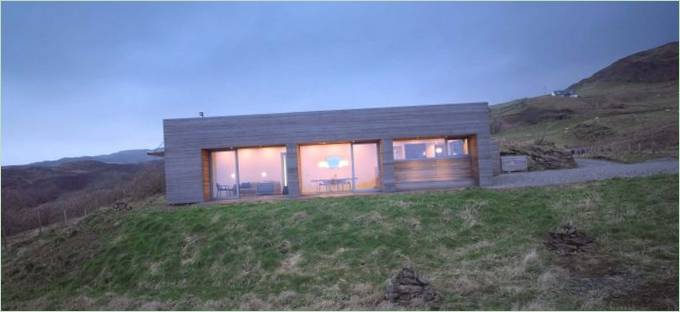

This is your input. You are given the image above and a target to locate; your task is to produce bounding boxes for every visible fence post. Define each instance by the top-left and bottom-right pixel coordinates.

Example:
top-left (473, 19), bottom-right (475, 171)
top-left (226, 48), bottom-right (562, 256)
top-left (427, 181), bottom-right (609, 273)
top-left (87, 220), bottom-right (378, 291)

top-left (63, 206), bottom-right (68, 225)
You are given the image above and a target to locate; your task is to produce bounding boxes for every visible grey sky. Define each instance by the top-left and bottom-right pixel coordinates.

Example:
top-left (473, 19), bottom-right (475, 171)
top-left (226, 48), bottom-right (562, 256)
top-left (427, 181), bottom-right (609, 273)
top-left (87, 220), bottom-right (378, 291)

top-left (2, 1), bottom-right (678, 165)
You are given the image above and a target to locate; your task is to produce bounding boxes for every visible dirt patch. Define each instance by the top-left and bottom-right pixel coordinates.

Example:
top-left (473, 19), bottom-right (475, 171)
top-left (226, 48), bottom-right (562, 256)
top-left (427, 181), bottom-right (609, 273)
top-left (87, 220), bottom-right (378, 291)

top-left (385, 265), bottom-right (440, 308)
top-left (545, 224), bottom-right (594, 255)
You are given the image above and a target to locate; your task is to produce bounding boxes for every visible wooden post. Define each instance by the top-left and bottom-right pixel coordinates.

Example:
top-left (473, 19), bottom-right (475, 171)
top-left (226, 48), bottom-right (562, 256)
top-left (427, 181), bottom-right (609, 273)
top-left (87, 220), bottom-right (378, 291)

top-left (63, 206), bottom-right (68, 225)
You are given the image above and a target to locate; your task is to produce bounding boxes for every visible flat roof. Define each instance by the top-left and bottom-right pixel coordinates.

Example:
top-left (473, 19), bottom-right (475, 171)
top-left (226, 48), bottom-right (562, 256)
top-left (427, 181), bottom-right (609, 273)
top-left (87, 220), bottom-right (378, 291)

top-left (164, 101), bottom-right (488, 122)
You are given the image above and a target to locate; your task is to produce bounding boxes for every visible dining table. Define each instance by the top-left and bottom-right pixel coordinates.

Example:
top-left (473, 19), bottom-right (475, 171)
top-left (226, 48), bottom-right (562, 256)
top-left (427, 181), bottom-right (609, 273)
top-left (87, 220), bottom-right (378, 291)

top-left (311, 177), bottom-right (357, 192)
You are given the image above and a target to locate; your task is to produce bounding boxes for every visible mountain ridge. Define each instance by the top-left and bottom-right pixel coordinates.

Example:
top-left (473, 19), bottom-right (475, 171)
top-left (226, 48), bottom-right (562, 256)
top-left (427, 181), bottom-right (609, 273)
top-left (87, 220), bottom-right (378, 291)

top-left (9, 149), bottom-right (157, 168)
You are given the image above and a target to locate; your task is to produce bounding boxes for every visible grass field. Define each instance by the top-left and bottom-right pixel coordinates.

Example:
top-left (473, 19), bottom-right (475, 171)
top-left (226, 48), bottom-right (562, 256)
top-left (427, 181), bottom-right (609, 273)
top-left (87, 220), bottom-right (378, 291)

top-left (491, 81), bottom-right (678, 163)
top-left (2, 174), bottom-right (678, 310)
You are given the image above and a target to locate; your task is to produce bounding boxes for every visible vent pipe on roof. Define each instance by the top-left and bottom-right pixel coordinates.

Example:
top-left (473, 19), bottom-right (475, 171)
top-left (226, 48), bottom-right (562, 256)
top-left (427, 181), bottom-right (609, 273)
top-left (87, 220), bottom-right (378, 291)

top-left (199, 112), bottom-right (204, 118)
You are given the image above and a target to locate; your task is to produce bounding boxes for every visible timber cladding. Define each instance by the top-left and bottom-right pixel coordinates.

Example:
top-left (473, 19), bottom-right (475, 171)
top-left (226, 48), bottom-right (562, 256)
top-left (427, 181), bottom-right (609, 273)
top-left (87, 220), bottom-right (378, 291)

top-left (163, 102), bottom-right (494, 204)
top-left (394, 157), bottom-right (472, 183)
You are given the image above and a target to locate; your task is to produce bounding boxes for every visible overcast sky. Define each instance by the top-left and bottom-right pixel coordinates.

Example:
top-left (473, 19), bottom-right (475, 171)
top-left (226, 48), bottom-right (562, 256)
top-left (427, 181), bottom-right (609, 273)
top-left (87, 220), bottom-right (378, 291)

top-left (2, 2), bottom-right (678, 165)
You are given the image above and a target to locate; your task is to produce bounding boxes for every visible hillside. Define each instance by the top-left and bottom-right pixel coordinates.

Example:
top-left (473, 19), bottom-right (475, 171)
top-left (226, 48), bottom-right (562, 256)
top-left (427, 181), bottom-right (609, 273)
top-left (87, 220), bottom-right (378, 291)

top-left (1, 160), bottom-right (164, 235)
top-left (492, 42), bottom-right (678, 162)
top-left (2, 175), bottom-right (677, 310)
top-left (26, 149), bottom-right (157, 167)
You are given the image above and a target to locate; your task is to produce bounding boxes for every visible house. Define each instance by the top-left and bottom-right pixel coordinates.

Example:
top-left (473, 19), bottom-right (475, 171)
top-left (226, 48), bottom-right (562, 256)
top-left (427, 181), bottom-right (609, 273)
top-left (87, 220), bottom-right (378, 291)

top-left (551, 90), bottom-right (579, 98)
top-left (162, 102), bottom-right (496, 204)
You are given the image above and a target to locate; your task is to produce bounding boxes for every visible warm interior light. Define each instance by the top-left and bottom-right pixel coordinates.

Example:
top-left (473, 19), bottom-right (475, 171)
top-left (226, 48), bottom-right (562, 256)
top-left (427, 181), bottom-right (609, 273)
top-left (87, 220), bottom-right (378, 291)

top-left (261, 171), bottom-right (267, 177)
top-left (230, 173), bottom-right (236, 179)
top-left (318, 161), bottom-right (329, 168)
top-left (435, 147), bottom-right (443, 154)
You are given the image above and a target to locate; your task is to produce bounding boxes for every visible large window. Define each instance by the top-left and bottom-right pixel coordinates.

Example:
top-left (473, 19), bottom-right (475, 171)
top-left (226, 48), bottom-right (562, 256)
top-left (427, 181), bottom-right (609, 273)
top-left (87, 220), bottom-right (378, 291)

top-left (236, 146), bottom-right (287, 197)
top-left (299, 142), bottom-right (380, 194)
top-left (393, 138), bottom-right (446, 160)
top-left (210, 146), bottom-right (287, 199)
top-left (211, 151), bottom-right (237, 199)
top-left (393, 137), bottom-right (468, 161)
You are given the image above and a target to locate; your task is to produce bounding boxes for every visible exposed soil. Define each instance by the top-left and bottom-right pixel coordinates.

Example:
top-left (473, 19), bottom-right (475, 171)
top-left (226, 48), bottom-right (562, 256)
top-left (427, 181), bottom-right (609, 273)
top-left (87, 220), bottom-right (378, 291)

top-left (385, 266), bottom-right (439, 308)
top-left (544, 224), bottom-right (594, 255)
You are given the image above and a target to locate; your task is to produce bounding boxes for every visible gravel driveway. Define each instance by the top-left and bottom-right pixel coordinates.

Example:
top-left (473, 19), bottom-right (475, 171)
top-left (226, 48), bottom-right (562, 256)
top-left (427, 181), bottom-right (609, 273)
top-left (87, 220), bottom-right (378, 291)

top-left (491, 158), bottom-right (678, 189)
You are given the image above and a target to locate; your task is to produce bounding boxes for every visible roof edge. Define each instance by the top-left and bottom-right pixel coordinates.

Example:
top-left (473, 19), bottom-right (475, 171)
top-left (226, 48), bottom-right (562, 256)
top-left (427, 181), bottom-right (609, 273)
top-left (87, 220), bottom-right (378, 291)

top-left (164, 101), bottom-right (488, 123)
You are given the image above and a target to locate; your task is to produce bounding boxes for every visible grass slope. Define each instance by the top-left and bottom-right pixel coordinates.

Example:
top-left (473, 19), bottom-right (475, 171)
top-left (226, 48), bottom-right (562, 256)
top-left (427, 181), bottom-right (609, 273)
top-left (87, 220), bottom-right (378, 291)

top-left (2, 175), bottom-right (678, 310)
top-left (492, 81), bottom-right (678, 162)
top-left (492, 42), bottom-right (678, 163)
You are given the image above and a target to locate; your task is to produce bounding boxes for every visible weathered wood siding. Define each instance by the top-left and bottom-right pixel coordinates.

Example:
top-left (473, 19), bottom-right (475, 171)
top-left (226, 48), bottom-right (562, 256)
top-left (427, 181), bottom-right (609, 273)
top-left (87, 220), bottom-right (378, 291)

top-left (201, 150), bottom-right (210, 201)
top-left (163, 102), bottom-right (494, 204)
top-left (394, 157), bottom-right (473, 190)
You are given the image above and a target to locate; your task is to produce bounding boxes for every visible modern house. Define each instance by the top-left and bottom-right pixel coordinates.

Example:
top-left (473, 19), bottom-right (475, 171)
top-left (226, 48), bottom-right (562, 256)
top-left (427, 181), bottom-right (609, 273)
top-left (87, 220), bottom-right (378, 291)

top-left (162, 102), bottom-right (496, 204)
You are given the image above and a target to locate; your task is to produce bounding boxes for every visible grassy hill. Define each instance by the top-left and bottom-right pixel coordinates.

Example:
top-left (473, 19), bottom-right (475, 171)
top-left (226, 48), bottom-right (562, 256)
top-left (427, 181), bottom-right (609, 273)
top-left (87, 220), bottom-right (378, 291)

top-left (3, 174), bottom-right (677, 310)
top-left (1, 160), bottom-right (164, 235)
top-left (492, 42), bottom-right (678, 162)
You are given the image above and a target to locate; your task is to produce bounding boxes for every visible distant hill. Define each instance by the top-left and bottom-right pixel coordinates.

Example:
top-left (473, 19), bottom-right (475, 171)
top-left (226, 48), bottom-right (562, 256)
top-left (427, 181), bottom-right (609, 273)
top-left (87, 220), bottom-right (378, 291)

top-left (569, 42), bottom-right (678, 88)
top-left (26, 149), bottom-right (156, 167)
top-left (492, 41), bottom-right (678, 162)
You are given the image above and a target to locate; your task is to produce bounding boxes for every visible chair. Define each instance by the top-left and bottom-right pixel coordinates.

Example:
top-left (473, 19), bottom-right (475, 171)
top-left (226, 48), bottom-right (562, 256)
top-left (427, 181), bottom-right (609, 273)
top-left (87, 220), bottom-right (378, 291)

top-left (317, 180), bottom-right (330, 193)
top-left (215, 183), bottom-right (234, 199)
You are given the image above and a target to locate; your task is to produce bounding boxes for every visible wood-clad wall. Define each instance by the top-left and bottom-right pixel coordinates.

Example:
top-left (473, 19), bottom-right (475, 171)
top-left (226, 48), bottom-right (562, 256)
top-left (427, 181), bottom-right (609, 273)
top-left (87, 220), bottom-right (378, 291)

top-left (163, 102), bottom-right (494, 204)
top-left (201, 150), bottom-right (211, 201)
top-left (394, 158), bottom-right (472, 182)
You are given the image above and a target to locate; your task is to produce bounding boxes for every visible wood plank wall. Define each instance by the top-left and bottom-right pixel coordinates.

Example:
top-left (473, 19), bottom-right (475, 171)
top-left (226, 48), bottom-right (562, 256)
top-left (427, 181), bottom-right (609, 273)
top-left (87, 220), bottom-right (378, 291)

top-left (394, 157), bottom-right (473, 190)
top-left (201, 150), bottom-right (211, 201)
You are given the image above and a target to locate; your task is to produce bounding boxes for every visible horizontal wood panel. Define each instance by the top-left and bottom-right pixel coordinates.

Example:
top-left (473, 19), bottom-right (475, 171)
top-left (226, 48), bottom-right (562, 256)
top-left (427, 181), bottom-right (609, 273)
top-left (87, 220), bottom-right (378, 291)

top-left (394, 158), bottom-right (472, 183)
top-left (395, 179), bottom-right (474, 191)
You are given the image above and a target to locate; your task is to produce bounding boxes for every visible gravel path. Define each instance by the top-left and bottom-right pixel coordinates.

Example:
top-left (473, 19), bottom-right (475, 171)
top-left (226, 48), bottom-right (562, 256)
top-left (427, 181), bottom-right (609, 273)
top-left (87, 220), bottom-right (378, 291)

top-left (491, 158), bottom-right (678, 189)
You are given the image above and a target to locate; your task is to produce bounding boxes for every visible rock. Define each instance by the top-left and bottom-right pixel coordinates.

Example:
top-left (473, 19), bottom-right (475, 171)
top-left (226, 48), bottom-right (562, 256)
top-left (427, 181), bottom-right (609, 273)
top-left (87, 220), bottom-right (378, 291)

top-left (545, 224), bottom-right (594, 255)
top-left (501, 140), bottom-right (577, 171)
top-left (385, 265), bottom-right (439, 307)
top-left (112, 201), bottom-right (130, 212)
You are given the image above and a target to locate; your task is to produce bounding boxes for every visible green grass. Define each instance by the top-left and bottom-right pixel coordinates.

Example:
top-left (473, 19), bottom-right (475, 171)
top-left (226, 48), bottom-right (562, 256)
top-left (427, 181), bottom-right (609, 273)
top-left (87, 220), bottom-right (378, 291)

top-left (491, 81), bottom-right (678, 162)
top-left (2, 175), bottom-right (678, 310)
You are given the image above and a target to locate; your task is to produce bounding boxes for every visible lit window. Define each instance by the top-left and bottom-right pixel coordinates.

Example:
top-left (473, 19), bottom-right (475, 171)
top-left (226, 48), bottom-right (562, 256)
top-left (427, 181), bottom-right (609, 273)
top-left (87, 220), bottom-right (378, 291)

top-left (447, 139), bottom-right (468, 157)
top-left (393, 138), bottom-right (446, 160)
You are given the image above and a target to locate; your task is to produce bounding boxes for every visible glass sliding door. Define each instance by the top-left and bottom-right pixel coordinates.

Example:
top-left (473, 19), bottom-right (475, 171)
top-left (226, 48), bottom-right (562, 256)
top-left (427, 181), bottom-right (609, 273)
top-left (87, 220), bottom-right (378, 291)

top-left (299, 142), bottom-right (380, 195)
top-left (236, 146), bottom-right (287, 197)
top-left (299, 144), bottom-right (353, 194)
top-left (352, 143), bottom-right (380, 191)
top-left (211, 151), bottom-right (237, 200)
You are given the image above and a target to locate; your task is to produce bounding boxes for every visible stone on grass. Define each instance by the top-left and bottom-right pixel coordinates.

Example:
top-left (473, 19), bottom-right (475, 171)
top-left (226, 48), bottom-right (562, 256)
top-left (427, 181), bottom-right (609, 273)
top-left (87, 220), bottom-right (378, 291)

top-left (385, 265), bottom-right (439, 307)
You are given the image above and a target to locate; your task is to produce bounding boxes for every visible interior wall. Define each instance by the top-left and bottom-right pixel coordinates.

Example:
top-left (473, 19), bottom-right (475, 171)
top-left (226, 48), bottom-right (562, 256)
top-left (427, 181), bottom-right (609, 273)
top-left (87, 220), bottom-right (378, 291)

top-left (236, 146), bottom-right (286, 187)
top-left (352, 143), bottom-right (380, 190)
